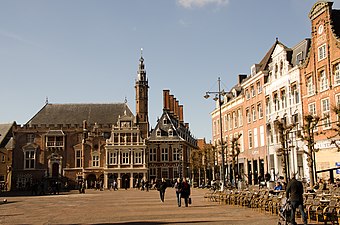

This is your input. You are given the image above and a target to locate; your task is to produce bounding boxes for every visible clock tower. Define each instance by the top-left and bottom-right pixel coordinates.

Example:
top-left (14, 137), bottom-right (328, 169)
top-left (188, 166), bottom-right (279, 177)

top-left (135, 49), bottom-right (149, 139)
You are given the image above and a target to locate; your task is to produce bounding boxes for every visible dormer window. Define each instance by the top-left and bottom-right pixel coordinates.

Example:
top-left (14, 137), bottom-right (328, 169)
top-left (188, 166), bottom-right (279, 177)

top-left (163, 118), bottom-right (169, 125)
top-left (156, 129), bottom-right (161, 137)
top-left (168, 129), bottom-right (173, 137)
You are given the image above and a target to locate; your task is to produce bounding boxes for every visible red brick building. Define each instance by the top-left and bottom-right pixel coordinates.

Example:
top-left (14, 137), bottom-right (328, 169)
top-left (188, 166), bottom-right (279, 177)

top-left (300, 1), bottom-right (340, 179)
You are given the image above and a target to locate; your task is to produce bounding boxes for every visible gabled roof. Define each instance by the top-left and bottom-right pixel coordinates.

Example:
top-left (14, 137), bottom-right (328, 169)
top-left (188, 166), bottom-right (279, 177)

top-left (149, 110), bottom-right (197, 147)
top-left (0, 122), bottom-right (15, 148)
top-left (258, 39), bottom-right (290, 72)
top-left (26, 103), bottom-right (133, 127)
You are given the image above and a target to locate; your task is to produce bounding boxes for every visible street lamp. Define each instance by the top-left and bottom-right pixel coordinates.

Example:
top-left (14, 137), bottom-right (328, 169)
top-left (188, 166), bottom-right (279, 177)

top-left (204, 77), bottom-right (227, 190)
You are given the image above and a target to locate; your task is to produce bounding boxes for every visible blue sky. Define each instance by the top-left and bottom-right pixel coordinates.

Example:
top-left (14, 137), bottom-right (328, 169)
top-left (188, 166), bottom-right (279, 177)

top-left (1, 0), bottom-right (339, 142)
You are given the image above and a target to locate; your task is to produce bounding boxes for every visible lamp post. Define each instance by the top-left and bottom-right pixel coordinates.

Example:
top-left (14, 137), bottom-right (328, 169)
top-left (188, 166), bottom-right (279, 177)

top-left (204, 77), bottom-right (226, 190)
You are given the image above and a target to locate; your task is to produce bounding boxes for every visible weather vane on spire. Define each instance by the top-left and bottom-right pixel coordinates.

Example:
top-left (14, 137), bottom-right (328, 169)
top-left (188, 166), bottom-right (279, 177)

top-left (141, 48), bottom-right (143, 57)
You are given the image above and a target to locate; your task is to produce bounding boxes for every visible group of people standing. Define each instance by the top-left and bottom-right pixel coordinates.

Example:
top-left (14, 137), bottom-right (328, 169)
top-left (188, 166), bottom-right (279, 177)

top-left (157, 177), bottom-right (191, 207)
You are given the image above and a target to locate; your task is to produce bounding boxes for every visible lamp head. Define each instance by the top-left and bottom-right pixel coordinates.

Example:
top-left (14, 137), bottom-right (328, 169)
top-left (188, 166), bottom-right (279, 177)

top-left (204, 93), bottom-right (210, 99)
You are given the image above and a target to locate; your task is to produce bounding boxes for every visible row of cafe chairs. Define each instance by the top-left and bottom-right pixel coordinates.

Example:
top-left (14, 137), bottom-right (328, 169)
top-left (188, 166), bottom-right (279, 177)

top-left (204, 185), bottom-right (340, 224)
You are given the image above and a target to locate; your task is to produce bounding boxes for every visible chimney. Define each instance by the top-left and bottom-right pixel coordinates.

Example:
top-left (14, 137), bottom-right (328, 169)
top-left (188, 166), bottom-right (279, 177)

top-left (179, 105), bottom-right (184, 123)
top-left (185, 123), bottom-right (189, 129)
top-left (169, 95), bottom-right (174, 114)
top-left (174, 99), bottom-right (179, 119)
top-left (163, 90), bottom-right (170, 111)
top-left (238, 74), bottom-right (248, 84)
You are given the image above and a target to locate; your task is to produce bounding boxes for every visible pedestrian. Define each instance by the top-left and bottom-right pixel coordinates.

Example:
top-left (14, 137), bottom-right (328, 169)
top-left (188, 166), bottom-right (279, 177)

top-left (145, 179), bottom-right (149, 192)
top-left (174, 178), bottom-right (182, 207)
top-left (181, 178), bottom-right (191, 207)
top-left (286, 172), bottom-right (307, 225)
top-left (113, 180), bottom-right (118, 191)
top-left (157, 178), bottom-right (167, 202)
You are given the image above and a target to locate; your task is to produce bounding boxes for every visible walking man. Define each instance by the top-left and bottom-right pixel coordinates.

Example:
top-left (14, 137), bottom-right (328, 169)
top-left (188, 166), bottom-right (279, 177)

top-left (181, 178), bottom-right (191, 207)
top-left (174, 178), bottom-right (182, 207)
top-left (157, 178), bottom-right (167, 202)
top-left (286, 173), bottom-right (307, 225)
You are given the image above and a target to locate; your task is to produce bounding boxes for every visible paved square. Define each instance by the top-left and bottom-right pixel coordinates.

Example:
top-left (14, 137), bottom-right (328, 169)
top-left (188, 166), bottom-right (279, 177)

top-left (0, 188), bottom-right (280, 225)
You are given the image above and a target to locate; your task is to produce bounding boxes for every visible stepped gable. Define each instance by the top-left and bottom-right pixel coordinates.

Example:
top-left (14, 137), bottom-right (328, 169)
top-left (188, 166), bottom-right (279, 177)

top-left (26, 103), bottom-right (133, 126)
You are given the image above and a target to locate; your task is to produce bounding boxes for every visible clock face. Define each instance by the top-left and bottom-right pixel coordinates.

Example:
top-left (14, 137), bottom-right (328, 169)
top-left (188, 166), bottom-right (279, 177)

top-left (318, 25), bottom-right (324, 35)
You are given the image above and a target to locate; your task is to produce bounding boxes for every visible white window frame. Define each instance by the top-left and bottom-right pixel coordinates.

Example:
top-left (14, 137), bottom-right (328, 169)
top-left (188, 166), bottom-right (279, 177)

top-left (322, 98), bottom-right (331, 129)
top-left (320, 70), bottom-right (328, 92)
top-left (248, 130), bottom-right (253, 149)
top-left (92, 154), bottom-right (100, 167)
top-left (173, 148), bottom-right (180, 161)
top-left (318, 44), bottom-right (327, 61)
top-left (254, 128), bottom-right (258, 148)
top-left (149, 148), bottom-right (156, 162)
top-left (233, 112), bottom-right (237, 128)
top-left (307, 77), bottom-right (314, 96)
top-left (122, 151), bottom-right (129, 164)
top-left (109, 151), bottom-right (118, 165)
top-left (252, 107), bottom-right (256, 121)
top-left (24, 149), bottom-right (35, 169)
top-left (161, 148), bottom-right (168, 162)
top-left (75, 149), bottom-right (82, 168)
top-left (258, 104), bottom-right (263, 119)
top-left (334, 63), bottom-right (340, 86)
top-left (134, 150), bottom-right (143, 164)
top-left (238, 109), bottom-right (243, 126)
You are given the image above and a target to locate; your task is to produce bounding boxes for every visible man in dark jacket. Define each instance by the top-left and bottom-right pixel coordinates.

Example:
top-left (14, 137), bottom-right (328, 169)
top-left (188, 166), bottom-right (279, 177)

top-left (286, 173), bottom-right (307, 225)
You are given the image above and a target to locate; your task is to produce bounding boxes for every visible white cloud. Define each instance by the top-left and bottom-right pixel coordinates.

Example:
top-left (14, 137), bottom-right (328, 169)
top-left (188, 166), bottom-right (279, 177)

top-left (177, 0), bottom-right (229, 9)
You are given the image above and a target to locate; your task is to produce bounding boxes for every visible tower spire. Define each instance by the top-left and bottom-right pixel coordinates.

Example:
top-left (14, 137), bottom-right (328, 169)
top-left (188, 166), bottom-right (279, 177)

top-left (135, 49), bottom-right (149, 139)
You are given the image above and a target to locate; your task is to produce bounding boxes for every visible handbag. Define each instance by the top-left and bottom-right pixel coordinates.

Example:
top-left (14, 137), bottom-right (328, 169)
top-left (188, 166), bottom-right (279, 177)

top-left (188, 197), bottom-right (192, 205)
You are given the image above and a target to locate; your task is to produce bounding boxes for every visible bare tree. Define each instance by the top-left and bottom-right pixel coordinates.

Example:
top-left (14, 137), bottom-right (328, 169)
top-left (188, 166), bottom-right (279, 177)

top-left (299, 114), bottom-right (320, 187)
top-left (229, 134), bottom-right (242, 186)
top-left (327, 105), bottom-right (340, 152)
top-left (274, 119), bottom-right (295, 183)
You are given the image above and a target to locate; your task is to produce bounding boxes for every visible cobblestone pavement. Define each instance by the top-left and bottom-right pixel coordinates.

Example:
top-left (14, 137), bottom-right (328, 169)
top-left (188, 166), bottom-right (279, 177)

top-left (0, 188), bottom-right (285, 225)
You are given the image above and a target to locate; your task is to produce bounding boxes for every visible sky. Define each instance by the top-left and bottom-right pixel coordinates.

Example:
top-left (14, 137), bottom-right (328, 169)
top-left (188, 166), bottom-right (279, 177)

top-left (1, 0), bottom-right (340, 142)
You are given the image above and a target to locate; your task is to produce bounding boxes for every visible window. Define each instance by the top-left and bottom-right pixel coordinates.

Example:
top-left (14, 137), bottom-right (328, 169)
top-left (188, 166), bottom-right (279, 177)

top-left (92, 154), bottom-right (99, 167)
top-left (257, 81), bottom-right (262, 94)
top-left (246, 89), bottom-right (250, 100)
top-left (156, 129), bottom-right (161, 137)
top-left (238, 109), bottom-right (243, 126)
top-left (26, 134), bottom-right (35, 143)
top-left (251, 86), bottom-right (255, 97)
top-left (161, 168), bottom-right (169, 179)
top-left (307, 77), bottom-right (314, 95)
top-left (254, 128), bottom-right (258, 148)
top-left (227, 114), bottom-right (232, 130)
top-left (336, 94), bottom-right (340, 106)
top-left (24, 150), bottom-right (35, 169)
top-left (149, 168), bottom-right (156, 178)
top-left (173, 167), bottom-right (179, 179)
top-left (258, 104), bottom-right (263, 119)
top-left (266, 98), bottom-right (271, 115)
top-left (308, 103), bottom-right (317, 130)
top-left (246, 109), bottom-right (251, 123)
top-left (224, 115), bottom-right (228, 131)
top-left (291, 85), bottom-right (300, 104)
top-left (122, 152), bottom-right (129, 164)
top-left (149, 148), bottom-right (157, 162)
top-left (109, 151), bottom-right (118, 165)
top-left (274, 64), bottom-right (278, 79)
top-left (173, 148), bottom-right (180, 161)
top-left (334, 63), bottom-right (340, 85)
top-left (233, 112), bottom-right (237, 128)
top-left (320, 70), bottom-right (328, 91)
top-left (168, 129), bottom-right (173, 137)
top-left (213, 121), bottom-right (216, 136)
top-left (75, 149), bottom-right (82, 168)
top-left (280, 61), bottom-right (284, 76)
top-left (318, 44), bottom-right (327, 61)
top-left (248, 130), bottom-right (253, 148)
top-left (252, 106), bottom-right (256, 121)
top-left (322, 98), bottom-right (331, 129)
top-left (274, 93), bottom-right (280, 111)
top-left (161, 148), bottom-right (168, 161)
top-left (281, 90), bottom-right (287, 109)
top-left (296, 52), bottom-right (303, 65)
top-left (134, 151), bottom-right (142, 164)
